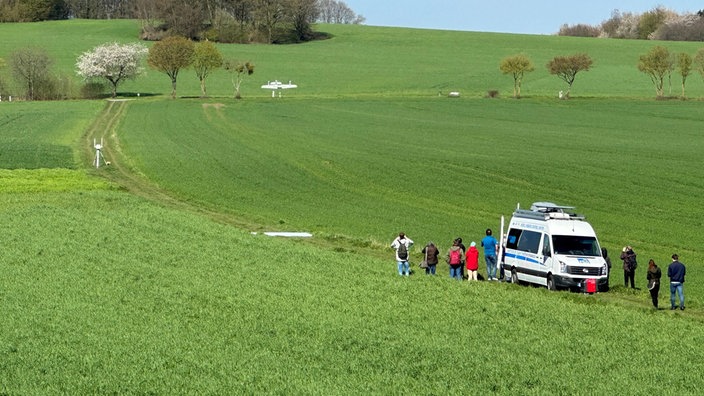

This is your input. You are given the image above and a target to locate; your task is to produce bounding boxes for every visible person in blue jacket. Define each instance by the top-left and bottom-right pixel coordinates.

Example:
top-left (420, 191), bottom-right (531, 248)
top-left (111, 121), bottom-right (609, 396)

top-left (481, 228), bottom-right (499, 281)
top-left (667, 254), bottom-right (686, 310)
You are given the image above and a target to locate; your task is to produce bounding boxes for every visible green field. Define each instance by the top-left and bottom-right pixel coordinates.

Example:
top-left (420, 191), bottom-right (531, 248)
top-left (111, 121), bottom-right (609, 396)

top-left (1, 20), bottom-right (704, 394)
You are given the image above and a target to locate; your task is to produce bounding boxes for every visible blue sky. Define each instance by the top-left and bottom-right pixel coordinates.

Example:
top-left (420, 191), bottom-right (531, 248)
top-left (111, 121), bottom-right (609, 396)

top-left (343, 1), bottom-right (704, 34)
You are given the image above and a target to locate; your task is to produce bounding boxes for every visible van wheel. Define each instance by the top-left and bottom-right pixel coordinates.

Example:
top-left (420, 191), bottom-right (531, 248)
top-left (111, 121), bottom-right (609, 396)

top-left (511, 268), bottom-right (519, 285)
top-left (547, 275), bottom-right (556, 291)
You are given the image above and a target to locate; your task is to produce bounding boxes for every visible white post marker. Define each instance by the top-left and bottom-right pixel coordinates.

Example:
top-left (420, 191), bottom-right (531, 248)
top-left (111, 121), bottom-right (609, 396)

top-left (94, 138), bottom-right (107, 168)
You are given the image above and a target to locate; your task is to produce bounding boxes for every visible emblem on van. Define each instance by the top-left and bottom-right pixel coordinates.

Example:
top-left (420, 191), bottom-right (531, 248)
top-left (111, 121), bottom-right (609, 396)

top-left (582, 268), bottom-right (589, 273)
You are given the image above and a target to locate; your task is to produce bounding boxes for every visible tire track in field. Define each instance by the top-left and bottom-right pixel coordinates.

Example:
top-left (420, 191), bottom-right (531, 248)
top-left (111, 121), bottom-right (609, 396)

top-left (83, 100), bottom-right (220, 216)
top-left (80, 100), bottom-right (287, 232)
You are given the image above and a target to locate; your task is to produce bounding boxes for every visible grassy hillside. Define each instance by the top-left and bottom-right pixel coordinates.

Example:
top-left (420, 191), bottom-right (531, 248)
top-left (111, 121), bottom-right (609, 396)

top-left (2, 20), bottom-right (704, 99)
top-left (114, 97), bottom-right (704, 283)
top-left (1, 20), bottom-right (704, 394)
top-left (2, 187), bottom-right (702, 394)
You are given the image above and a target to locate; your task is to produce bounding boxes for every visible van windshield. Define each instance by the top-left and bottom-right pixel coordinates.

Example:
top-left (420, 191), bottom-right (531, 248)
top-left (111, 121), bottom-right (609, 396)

top-left (552, 235), bottom-right (600, 256)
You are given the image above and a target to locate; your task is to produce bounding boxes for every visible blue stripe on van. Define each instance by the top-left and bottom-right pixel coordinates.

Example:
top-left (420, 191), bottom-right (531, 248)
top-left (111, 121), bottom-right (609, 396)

top-left (505, 252), bottom-right (542, 265)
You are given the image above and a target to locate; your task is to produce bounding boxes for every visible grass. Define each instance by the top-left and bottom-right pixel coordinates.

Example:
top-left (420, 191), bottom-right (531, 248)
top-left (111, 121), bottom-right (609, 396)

top-left (2, 189), bottom-right (703, 393)
top-left (0, 101), bottom-right (103, 169)
top-left (1, 20), bottom-right (704, 394)
top-left (114, 97), bottom-right (704, 274)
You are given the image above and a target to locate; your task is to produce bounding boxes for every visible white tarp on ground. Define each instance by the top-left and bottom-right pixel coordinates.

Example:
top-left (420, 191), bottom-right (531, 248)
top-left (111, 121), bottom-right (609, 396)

top-left (251, 232), bottom-right (313, 237)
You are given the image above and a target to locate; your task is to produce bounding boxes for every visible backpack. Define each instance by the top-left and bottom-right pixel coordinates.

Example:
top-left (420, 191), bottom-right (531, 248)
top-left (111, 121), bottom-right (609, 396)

top-left (626, 252), bottom-right (637, 271)
top-left (397, 241), bottom-right (408, 260)
top-left (449, 248), bottom-right (462, 265)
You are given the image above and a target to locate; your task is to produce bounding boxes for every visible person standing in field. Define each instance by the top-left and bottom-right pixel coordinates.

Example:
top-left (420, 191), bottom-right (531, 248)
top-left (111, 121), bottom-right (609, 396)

top-left (620, 245), bottom-right (637, 288)
top-left (465, 241), bottom-right (479, 281)
top-left (667, 254), bottom-right (686, 310)
top-left (446, 239), bottom-right (464, 280)
top-left (391, 232), bottom-right (414, 277)
top-left (646, 259), bottom-right (661, 309)
top-left (456, 237), bottom-right (466, 279)
top-left (481, 228), bottom-right (499, 281)
top-left (602, 247), bottom-right (612, 290)
top-left (422, 241), bottom-right (440, 275)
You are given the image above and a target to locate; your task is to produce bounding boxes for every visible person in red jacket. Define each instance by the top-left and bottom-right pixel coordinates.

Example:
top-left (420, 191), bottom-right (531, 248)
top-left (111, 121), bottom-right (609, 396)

top-left (466, 241), bottom-right (479, 281)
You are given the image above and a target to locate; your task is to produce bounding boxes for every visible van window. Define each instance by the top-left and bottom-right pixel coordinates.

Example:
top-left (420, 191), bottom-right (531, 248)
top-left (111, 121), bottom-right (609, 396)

top-left (542, 234), bottom-right (551, 256)
top-left (506, 228), bottom-right (522, 249)
top-left (516, 230), bottom-right (541, 254)
top-left (552, 235), bottom-right (600, 256)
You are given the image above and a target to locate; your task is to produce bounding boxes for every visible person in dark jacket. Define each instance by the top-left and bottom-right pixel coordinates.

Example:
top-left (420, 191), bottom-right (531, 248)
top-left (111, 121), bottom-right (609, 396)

top-left (602, 247), bottom-right (612, 290)
top-left (646, 259), bottom-right (661, 309)
top-left (667, 254), bottom-right (686, 310)
top-left (422, 242), bottom-right (440, 275)
top-left (620, 245), bottom-right (637, 289)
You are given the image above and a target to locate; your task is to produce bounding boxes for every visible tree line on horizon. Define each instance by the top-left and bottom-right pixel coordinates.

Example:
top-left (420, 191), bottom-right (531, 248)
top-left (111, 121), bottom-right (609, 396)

top-left (0, 0), bottom-right (364, 44)
top-left (559, 6), bottom-right (704, 41)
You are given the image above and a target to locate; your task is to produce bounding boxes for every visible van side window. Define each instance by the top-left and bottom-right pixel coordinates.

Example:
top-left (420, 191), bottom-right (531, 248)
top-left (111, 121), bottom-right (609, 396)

top-left (517, 230), bottom-right (541, 254)
top-left (506, 228), bottom-right (522, 249)
top-left (542, 234), bottom-right (551, 256)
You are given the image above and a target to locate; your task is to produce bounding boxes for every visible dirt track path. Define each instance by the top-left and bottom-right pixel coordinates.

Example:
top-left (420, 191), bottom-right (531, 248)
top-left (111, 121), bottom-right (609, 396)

top-left (81, 100), bottom-right (254, 229)
top-left (83, 100), bottom-right (177, 203)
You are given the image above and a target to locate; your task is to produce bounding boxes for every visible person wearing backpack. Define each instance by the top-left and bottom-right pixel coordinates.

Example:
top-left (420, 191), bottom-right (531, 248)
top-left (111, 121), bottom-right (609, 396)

top-left (620, 245), bottom-right (637, 289)
top-left (421, 241), bottom-right (440, 275)
top-left (446, 239), bottom-right (464, 280)
top-left (456, 237), bottom-right (466, 279)
top-left (391, 232), bottom-right (414, 276)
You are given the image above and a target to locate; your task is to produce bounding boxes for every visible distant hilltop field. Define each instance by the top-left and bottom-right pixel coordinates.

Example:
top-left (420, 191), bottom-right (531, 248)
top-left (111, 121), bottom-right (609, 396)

top-left (2, 17), bottom-right (704, 100)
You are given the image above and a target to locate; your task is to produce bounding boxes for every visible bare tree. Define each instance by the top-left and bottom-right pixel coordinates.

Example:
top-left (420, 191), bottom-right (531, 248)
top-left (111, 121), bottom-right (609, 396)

top-left (65, 0), bottom-right (132, 19)
top-left (652, 14), bottom-right (704, 41)
top-left (161, 0), bottom-right (206, 39)
top-left (254, 0), bottom-right (285, 43)
top-left (558, 23), bottom-right (602, 37)
top-left (223, 60), bottom-right (254, 99)
top-left (288, 0), bottom-right (319, 41)
top-left (10, 47), bottom-right (53, 100)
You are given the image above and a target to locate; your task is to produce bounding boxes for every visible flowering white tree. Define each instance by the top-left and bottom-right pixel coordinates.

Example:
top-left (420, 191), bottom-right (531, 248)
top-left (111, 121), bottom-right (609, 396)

top-left (76, 42), bottom-right (148, 98)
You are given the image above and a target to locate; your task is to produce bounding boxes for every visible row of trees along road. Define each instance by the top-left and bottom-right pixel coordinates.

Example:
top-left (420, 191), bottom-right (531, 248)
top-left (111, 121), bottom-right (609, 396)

top-left (0, 0), bottom-right (364, 44)
top-left (75, 39), bottom-right (254, 99)
top-left (500, 47), bottom-right (704, 100)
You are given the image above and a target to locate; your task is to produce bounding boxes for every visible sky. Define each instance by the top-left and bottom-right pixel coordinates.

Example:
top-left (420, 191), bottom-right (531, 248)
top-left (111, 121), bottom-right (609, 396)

top-left (343, 1), bottom-right (704, 35)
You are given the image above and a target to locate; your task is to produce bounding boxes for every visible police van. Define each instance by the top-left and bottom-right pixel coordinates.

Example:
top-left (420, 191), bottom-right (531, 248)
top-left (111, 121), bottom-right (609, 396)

top-left (500, 202), bottom-right (608, 292)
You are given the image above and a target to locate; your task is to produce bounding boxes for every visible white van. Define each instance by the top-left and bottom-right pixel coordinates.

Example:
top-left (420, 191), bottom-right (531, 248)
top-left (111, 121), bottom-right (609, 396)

top-left (500, 202), bottom-right (608, 291)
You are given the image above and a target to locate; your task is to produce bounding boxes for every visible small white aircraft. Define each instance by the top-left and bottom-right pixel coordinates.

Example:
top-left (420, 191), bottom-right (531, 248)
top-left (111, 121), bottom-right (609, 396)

top-left (261, 80), bottom-right (298, 97)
